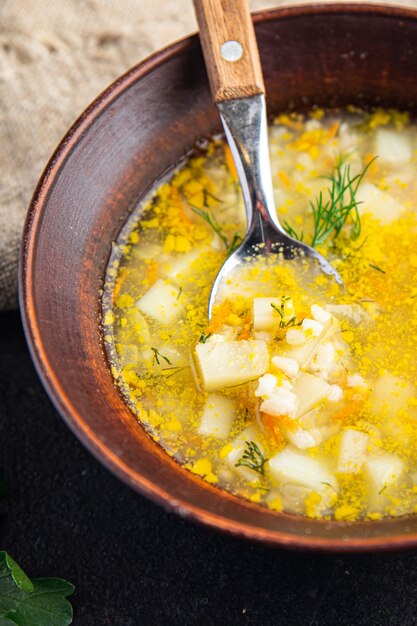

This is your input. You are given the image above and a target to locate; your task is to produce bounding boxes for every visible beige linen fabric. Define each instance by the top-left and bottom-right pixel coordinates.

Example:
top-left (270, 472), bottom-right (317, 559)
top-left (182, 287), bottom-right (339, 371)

top-left (0, 0), bottom-right (415, 310)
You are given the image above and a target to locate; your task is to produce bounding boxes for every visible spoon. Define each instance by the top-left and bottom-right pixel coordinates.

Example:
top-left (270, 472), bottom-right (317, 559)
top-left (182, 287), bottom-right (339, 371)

top-left (193, 0), bottom-right (342, 317)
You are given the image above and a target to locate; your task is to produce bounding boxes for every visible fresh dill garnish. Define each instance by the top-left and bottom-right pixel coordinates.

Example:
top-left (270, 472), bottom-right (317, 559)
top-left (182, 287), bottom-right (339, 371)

top-left (369, 263), bottom-right (386, 274)
top-left (177, 286), bottom-right (182, 300)
top-left (151, 347), bottom-right (172, 366)
top-left (203, 188), bottom-right (222, 206)
top-left (190, 205), bottom-right (242, 253)
top-left (304, 155), bottom-right (376, 248)
top-left (271, 298), bottom-right (302, 329)
top-left (162, 365), bottom-right (189, 379)
top-left (283, 221), bottom-right (304, 242)
top-left (229, 231), bottom-right (243, 253)
top-left (378, 484), bottom-right (387, 495)
top-left (235, 441), bottom-right (268, 475)
top-left (198, 331), bottom-right (212, 344)
top-left (321, 482), bottom-right (333, 488)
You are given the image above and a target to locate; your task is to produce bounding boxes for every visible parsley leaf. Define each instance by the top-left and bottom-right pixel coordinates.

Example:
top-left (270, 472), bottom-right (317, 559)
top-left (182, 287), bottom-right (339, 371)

top-left (0, 551), bottom-right (74, 626)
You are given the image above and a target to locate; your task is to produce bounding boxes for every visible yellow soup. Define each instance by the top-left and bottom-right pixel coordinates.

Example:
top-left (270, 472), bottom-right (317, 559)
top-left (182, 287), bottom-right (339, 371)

top-left (103, 108), bottom-right (417, 521)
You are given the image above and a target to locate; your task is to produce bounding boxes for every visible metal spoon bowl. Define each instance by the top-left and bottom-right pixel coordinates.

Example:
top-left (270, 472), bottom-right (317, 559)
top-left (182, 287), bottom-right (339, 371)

top-left (192, 0), bottom-right (342, 318)
top-left (208, 95), bottom-right (342, 317)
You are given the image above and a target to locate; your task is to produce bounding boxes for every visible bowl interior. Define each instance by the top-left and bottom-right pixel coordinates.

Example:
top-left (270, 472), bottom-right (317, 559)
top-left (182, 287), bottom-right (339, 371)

top-left (20, 3), bottom-right (417, 550)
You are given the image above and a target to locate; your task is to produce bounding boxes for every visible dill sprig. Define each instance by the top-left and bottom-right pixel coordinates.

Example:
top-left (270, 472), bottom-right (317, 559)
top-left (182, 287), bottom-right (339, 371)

top-left (369, 263), bottom-right (385, 274)
top-left (198, 331), bottom-right (212, 344)
top-left (283, 221), bottom-right (304, 242)
top-left (151, 347), bottom-right (172, 366)
top-left (284, 156), bottom-right (375, 248)
top-left (271, 297), bottom-right (302, 329)
top-left (190, 205), bottom-right (242, 253)
top-left (235, 441), bottom-right (268, 476)
top-left (309, 156), bottom-right (375, 247)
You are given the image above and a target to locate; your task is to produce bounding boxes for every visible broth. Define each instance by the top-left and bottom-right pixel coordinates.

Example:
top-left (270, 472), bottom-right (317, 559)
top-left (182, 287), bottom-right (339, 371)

top-left (103, 108), bottom-right (417, 520)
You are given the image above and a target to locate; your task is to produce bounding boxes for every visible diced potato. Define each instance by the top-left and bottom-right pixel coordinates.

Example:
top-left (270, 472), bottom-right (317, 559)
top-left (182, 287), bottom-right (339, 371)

top-left (364, 454), bottom-right (404, 496)
top-left (195, 340), bottom-right (269, 391)
top-left (226, 423), bottom-right (263, 480)
top-left (136, 279), bottom-right (184, 324)
top-left (337, 429), bottom-right (369, 473)
top-left (286, 427), bottom-right (317, 450)
top-left (198, 394), bottom-right (235, 439)
top-left (155, 345), bottom-right (189, 368)
top-left (375, 129), bottom-right (413, 165)
top-left (129, 310), bottom-right (151, 343)
top-left (269, 447), bottom-right (338, 492)
top-left (293, 372), bottom-right (330, 418)
top-left (163, 249), bottom-right (204, 282)
top-left (370, 373), bottom-right (416, 419)
top-left (253, 297), bottom-right (294, 331)
top-left (356, 182), bottom-right (405, 224)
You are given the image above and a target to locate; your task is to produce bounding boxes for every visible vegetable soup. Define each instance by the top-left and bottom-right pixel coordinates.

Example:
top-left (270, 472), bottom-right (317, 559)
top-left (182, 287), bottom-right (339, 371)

top-left (103, 108), bottom-right (417, 521)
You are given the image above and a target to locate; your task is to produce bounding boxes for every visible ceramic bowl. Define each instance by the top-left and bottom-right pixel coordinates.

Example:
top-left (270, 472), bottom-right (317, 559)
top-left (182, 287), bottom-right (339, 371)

top-left (20, 3), bottom-right (417, 551)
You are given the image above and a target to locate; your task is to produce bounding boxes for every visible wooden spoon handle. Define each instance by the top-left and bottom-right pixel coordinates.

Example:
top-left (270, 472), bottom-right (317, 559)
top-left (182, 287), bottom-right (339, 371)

top-left (193, 0), bottom-right (265, 102)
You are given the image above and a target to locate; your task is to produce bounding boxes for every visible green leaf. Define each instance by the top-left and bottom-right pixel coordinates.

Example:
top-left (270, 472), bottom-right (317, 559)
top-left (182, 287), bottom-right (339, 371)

top-left (0, 551), bottom-right (74, 626)
top-left (3, 554), bottom-right (34, 594)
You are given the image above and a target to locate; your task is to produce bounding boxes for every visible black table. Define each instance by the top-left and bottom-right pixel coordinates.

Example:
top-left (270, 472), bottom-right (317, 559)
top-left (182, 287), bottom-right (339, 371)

top-left (1, 309), bottom-right (416, 626)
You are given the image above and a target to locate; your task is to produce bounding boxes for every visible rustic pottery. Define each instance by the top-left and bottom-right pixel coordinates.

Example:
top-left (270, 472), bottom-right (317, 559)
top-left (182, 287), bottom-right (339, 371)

top-left (20, 3), bottom-right (417, 551)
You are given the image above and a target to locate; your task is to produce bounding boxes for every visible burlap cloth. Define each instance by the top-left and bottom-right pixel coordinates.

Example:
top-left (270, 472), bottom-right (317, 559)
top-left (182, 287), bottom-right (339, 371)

top-left (0, 0), bottom-right (414, 310)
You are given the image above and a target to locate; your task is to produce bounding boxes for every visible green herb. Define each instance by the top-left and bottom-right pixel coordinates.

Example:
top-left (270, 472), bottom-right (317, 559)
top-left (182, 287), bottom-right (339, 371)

top-left (161, 365), bottom-right (189, 379)
top-left (235, 441), bottom-right (268, 476)
top-left (369, 263), bottom-right (386, 274)
top-left (190, 205), bottom-right (242, 253)
top-left (151, 347), bottom-right (172, 366)
top-left (0, 551), bottom-right (74, 626)
top-left (198, 331), bottom-right (212, 344)
top-left (203, 188), bottom-right (222, 207)
top-left (271, 298), bottom-right (302, 329)
top-left (283, 221), bottom-right (304, 242)
top-left (379, 484), bottom-right (387, 495)
top-left (321, 482), bottom-right (333, 489)
top-left (177, 286), bottom-right (182, 300)
top-left (305, 156), bottom-right (376, 248)
top-left (228, 232), bottom-right (243, 253)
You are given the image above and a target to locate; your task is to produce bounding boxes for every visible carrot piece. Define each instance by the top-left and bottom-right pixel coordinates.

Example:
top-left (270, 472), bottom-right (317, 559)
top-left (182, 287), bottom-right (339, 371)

top-left (207, 301), bottom-right (233, 333)
top-left (262, 413), bottom-right (284, 447)
top-left (237, 326), bottom-right (251, 341)
top-left (278, 170), bottom-right (291, 188)
top-left (146, 260), bottom-right (159, 285)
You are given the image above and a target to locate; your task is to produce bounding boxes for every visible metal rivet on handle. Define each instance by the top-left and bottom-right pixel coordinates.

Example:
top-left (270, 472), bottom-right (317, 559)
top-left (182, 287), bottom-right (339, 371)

top-left (220, 40), bottom-right (243, 62)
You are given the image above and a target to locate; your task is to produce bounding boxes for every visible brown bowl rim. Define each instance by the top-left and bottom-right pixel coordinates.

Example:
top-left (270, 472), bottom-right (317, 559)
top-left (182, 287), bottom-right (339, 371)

top-left (19, 2), bottom-right (417, 552)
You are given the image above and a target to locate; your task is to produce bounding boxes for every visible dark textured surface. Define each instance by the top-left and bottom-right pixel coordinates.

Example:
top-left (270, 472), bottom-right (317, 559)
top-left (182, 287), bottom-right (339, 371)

top-left (1, 308), bottom-right (417, 626)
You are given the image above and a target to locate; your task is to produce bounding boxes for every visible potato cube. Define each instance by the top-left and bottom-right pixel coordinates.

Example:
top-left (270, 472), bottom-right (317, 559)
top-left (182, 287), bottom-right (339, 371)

top-left (293, 372), bottom-right (330, 418)
top-left (195, 340), bottom-right (269, 391)
top-left (356, 182), bottom-right (405, 224)
top-left (198, 394), bottom-right (235, 439)
top-left (163, 249), bottom-right (204, 282)
top-left (269, 447), bottom-right (338, 492)
top-left (375, 129), bottom-right (412, 165)
top-left (364, 454), bottom-right (404, 495)
top-left (253, 297), bottom-right (294, 331)
top-left (370, 373), bottom-right (416, 419)
top-left (337, 429), bottom-right (369, 473)
top-left (136, 279), bottom-right (184, 324)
